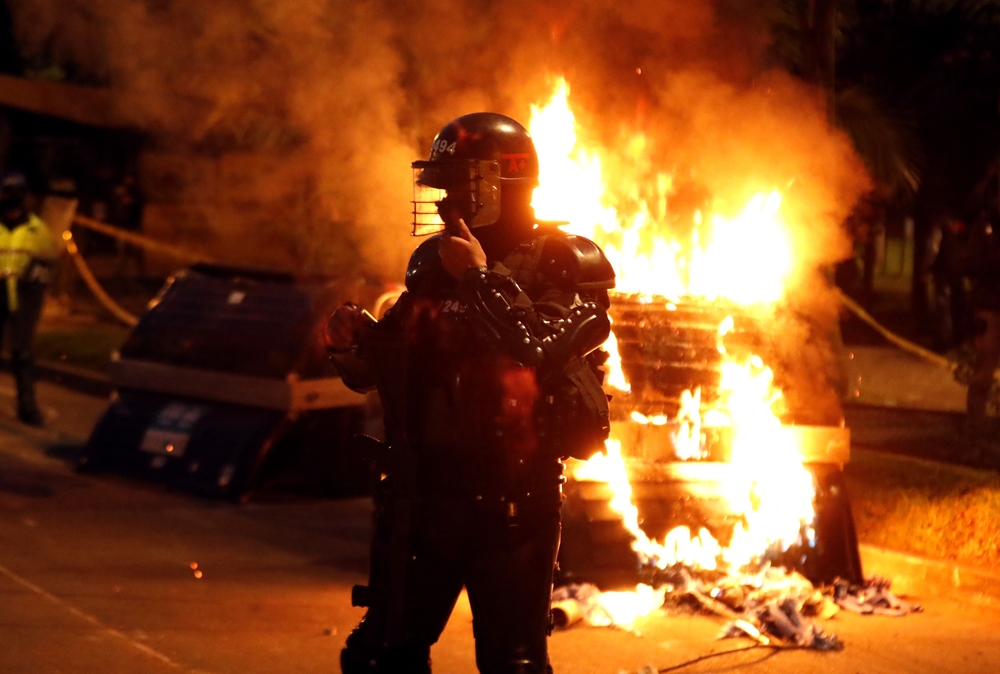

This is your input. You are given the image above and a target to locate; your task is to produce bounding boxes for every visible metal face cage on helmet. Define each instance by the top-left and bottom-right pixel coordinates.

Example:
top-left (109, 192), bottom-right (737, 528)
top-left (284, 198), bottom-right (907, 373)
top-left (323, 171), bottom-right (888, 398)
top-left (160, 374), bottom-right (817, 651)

top-left (410, 112), bottom-right (540, 236)
top-left (411, 158), bottom-right (501, 236)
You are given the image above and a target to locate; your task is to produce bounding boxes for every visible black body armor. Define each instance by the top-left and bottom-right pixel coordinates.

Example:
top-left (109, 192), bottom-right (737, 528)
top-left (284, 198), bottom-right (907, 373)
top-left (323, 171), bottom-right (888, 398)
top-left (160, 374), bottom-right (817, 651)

top-left (336, 225), bottom-right (615, 674)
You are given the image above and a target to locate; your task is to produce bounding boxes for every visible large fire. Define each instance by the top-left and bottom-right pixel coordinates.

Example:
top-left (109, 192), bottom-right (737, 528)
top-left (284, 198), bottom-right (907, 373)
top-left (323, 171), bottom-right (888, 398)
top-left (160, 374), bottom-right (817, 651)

top-left (531, 78), bottom-right (796, 304)
top-left (529, 78), bottom-right (817, 624)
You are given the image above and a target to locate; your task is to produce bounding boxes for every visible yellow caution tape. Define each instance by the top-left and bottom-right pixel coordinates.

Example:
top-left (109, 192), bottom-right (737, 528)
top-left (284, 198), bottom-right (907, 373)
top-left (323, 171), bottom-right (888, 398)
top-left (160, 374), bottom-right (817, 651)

top-left (62, 230), bottom-right (139, 327)
top-left (71, 214), bottom-right (215, 263)
top-left (835, 288), bottom-right (953, 370)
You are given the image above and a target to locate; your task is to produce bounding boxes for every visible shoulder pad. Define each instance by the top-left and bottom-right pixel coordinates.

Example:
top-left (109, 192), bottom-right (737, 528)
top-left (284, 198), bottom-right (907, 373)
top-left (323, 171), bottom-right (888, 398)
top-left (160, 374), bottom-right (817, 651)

top-left (539, 231), bottom-right (616, 291)
top-left (405, 235), bottom-right (452, 294)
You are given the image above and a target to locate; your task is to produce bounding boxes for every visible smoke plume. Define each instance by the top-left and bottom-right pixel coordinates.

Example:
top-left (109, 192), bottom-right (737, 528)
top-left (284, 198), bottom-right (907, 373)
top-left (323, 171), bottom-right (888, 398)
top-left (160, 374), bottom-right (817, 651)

top-left (7, 0), bottom-right (860, 277)
top-left (8, 0), bottom-right (870, 416)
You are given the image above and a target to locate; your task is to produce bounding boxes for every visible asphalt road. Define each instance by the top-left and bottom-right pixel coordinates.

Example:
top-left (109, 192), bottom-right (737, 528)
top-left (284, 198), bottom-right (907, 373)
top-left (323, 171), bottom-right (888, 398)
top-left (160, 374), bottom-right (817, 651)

top-left (1, 377), bottom-right (999, 673)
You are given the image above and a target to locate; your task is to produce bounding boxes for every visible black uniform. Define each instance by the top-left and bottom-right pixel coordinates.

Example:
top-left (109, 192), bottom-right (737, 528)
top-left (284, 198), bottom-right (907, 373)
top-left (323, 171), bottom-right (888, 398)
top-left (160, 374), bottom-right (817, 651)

top-left (336, 226), bottom-right (614, 674)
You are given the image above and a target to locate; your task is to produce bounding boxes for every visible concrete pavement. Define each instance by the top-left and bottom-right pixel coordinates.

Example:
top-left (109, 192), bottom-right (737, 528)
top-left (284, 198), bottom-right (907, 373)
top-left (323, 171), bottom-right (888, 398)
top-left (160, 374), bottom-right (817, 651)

top-left (0, 376), bottom-right (369, 673)
top-left (0, 388), bottom-right (998, 673)
top-left (1, 353), bottom-right (999, 672)
top-left (843, 345), bottom-right (966, 414)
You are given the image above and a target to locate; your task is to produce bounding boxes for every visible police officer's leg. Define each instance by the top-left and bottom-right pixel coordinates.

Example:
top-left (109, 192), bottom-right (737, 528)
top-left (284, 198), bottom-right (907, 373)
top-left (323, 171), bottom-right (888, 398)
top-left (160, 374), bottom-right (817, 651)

top-left (9, 282), bottom-right (45, 425)
top-left (465, 494), bottom-right (561, 674)
top-left (342, 478), bottom-right (412, 673)
top-left (342, 618), bottom-right (439, 674)
top-left (342, 495), bottom-right (470, 673)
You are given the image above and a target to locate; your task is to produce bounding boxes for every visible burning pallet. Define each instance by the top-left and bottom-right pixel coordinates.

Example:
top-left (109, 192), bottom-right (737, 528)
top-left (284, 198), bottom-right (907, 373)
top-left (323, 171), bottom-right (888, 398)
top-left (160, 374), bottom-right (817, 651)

top-left (557, 294), bottom-right (862, 591)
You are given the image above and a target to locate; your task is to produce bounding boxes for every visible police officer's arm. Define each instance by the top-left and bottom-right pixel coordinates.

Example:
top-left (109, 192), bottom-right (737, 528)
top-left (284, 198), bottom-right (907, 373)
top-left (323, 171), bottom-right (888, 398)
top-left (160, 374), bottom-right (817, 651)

top-left (459, 233), bottom-right (615, 373)
top-left (325, 303), bottom-right (380, 392)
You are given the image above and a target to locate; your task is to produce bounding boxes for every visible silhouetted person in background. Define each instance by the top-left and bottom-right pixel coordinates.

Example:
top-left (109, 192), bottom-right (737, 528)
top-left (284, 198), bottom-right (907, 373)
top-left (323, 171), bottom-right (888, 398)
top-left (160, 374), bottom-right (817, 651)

top-left (962, 210), bottom-right (1000, 462)
top-left (109, 174), bottom-right (145, 279)
top-left (928, 216), bottom-right (971, 351)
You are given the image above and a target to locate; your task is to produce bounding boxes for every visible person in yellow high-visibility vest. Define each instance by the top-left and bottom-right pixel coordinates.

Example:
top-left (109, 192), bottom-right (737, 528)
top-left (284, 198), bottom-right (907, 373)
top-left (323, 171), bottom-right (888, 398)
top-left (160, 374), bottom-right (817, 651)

top-left (0, 172), bottom-right (58, 426)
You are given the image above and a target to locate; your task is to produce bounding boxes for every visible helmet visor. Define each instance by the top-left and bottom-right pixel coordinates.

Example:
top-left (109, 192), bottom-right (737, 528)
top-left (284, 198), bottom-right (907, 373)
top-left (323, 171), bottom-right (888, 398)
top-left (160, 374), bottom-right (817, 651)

top-left (411, 159), bottom-right (501, 236)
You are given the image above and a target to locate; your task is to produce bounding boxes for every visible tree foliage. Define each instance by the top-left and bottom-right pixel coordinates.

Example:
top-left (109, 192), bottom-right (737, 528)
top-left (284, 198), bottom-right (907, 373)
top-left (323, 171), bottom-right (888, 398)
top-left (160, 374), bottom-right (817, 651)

top-left (837, 0), bottom-right (1000, 215)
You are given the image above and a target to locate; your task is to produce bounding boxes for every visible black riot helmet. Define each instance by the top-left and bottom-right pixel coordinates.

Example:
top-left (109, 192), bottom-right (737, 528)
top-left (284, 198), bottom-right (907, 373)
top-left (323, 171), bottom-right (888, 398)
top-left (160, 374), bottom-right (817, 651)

top-left (412, 112), bottom-right (539, 236)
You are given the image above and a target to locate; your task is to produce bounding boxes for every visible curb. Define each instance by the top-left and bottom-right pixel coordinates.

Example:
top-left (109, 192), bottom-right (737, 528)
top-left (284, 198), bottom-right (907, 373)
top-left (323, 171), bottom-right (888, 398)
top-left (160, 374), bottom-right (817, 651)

top-left (860, 544), bottom-right (1000, 607)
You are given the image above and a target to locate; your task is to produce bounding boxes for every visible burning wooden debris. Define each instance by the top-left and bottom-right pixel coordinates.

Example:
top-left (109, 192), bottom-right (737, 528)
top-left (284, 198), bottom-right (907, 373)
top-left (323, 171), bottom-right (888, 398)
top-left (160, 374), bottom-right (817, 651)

top-left (525, 76), bottom-right (918, 656)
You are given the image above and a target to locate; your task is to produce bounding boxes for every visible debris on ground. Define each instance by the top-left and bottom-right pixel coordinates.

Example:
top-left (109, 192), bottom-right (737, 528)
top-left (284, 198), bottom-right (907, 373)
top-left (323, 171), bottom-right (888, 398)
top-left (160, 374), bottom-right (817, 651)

top-left (552, 582), bottom-right (667, 629)
top-left (720, 597), bottom-right (842, 650)
top-left (832, 575), bottom-right (923, 616)
top-left (553, 566), bottom-right (921, 651)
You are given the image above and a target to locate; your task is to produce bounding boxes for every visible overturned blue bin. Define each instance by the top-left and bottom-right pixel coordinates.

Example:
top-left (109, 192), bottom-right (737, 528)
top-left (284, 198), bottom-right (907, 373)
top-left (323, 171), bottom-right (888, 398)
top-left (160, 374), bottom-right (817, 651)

top-left (80, 263), bottom-right (382, 500)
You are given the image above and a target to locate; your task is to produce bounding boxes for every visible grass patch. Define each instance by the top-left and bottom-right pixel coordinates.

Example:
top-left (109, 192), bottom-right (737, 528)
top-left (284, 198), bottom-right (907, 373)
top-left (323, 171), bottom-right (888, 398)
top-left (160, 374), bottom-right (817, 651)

top-left (33, 322), bottom-right (131, 373)
top-left (846, 448), bottom-right (1000, 569)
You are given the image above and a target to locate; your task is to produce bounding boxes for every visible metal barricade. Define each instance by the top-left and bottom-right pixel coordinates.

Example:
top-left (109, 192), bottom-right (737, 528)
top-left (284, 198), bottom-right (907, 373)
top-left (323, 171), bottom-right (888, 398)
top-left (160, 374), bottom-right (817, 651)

top-left (80, 263), bottom-right (381, 499)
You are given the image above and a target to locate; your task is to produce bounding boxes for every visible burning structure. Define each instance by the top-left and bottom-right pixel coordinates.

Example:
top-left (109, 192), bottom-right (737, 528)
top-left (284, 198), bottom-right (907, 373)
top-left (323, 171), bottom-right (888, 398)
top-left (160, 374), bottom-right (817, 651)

top-left (521, 78), bottom-right (866, 632)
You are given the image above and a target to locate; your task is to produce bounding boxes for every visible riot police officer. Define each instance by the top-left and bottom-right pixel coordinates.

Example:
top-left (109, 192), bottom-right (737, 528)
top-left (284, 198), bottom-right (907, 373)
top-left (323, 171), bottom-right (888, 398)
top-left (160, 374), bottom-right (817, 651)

top-left (327, 113), bottom-right (615, 674)
top-left (0, 172), bottom-right (58, 426)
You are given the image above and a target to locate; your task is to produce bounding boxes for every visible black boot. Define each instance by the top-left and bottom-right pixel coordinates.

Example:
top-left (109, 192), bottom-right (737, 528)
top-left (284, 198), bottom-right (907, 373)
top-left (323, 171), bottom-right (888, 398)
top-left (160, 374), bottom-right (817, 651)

top-left (11, 350), bottom-right (43, 426)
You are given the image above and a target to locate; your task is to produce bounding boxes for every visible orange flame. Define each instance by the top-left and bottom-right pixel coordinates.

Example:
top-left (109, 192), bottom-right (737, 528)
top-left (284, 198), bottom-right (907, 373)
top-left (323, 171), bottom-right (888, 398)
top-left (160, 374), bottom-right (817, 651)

top-left (602, 316), bottom-right (630, 393)
top-left (530, 77), bottom-right (817, 620)
top-left (530, 78), bottom-right (795, 303)
top-left (673, 387), bottom-right (705, 461)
